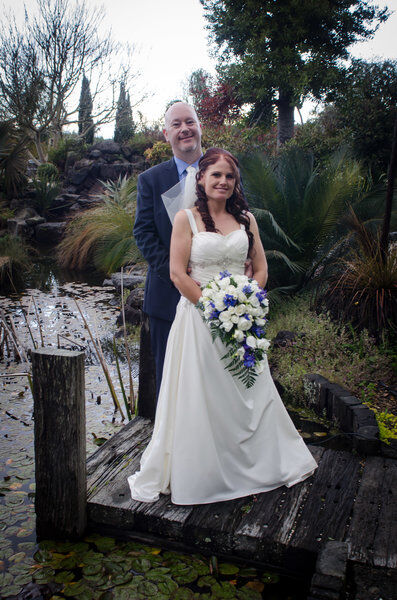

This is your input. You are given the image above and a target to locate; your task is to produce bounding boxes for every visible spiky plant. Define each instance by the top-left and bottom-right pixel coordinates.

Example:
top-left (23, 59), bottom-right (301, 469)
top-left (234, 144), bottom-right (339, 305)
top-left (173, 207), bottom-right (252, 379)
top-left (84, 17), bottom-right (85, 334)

top-left (240, 148), bottom-right (367, 295)
top-left (0, 121), bottom-right (29, 198)
top-left (319, 208), bottom-right (397, 337)
top-left (0, 234), bottom-right (32, 290)
top-left (57, 175), bottom-right (142, 273)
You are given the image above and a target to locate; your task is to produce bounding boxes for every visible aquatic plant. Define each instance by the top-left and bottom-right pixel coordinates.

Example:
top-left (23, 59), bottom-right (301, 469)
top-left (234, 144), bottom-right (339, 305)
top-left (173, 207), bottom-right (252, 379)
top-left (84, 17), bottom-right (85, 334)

top-left (0, 234), bottom-right (32, 291)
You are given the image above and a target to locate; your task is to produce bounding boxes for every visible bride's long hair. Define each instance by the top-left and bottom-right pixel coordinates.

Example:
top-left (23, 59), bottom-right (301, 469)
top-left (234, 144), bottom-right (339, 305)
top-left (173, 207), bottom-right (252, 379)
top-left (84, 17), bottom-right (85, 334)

top-left (195, 148), bottom-right (254, 254)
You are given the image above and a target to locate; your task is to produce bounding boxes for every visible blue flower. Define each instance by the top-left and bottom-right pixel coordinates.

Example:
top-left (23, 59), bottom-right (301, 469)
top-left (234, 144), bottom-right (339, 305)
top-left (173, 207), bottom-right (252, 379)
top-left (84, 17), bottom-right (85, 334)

top-left (209, 301), bottom-right (215, 308)
top-left (209, 310), bottom-right (220, 320)
top-left (242, 285), bottom-right (252, 295)
top-left (243, 313), bottom-right (251, 320)
top-left (243, 351), bottom-right (256, 368)
top-left (252, 325), bottom-right (265, 337)
top-left (219, 270), bottom-right (231, 279)
top-left (223, 294), bottom-right (237, 308)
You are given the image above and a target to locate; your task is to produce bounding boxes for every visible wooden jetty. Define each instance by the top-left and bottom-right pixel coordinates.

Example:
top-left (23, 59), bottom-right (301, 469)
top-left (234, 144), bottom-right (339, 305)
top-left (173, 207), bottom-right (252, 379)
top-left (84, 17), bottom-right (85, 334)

top-left (31, 349), bottom-right (397, 598)
top-left (86, 416), bottom-right (397, 579)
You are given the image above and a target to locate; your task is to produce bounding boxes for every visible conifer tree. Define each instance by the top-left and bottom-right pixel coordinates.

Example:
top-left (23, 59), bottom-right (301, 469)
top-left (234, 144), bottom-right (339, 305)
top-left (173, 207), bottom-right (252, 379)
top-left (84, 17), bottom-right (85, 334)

top-left (114, 81), bottom-right (135, 143)
top-left (78, 74), bottom-right (94, 144)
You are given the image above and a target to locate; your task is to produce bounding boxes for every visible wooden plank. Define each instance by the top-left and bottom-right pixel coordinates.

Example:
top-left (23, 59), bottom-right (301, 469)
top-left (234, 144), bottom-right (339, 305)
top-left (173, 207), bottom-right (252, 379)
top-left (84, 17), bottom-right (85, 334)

top-left (87, 416), bottom-right (153, 498)
top-left (347, 456), bottom-right (397, 569)
top-left (32, 348), bottom-right (86, 539)
top-left (290, 449), bottom-right (360, 554)
top-left (183, 497), bottom-right (248, 556)
top-left (233, 446), bottom-right (324, 572)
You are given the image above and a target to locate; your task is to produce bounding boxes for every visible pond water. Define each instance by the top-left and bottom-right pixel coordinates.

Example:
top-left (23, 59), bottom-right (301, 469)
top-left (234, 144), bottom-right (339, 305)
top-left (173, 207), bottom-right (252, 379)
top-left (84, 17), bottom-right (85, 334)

top-left (0, 253), bottom-right (316, 599)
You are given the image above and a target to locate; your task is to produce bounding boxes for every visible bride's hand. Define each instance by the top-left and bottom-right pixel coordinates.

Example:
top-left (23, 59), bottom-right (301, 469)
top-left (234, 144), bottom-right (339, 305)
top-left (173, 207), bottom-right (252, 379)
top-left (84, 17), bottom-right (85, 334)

top-left (187, 266), bottom-right (201, 287)
top-left (244, 259), bottom-right (253, 278)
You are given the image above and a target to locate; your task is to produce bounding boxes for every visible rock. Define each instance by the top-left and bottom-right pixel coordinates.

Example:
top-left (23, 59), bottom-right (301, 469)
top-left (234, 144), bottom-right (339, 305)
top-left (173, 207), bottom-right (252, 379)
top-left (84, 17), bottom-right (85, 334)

top-left (26, 159), bottom-right (38, 178)
top-left (116, 305), bottom-right (141, 326)
top-left (110, 272), bottom-right (145, 293)
top-left (309, 541), bottom-right (348, 600)
top-left (89, 148), bottom-right (102, 159)
top-left (25, 216), bottom-right (46, 226)
top-left (273, 330), bottom-right (298, 347)
top-left (15, 207), bottom-right (38, 219)
top-left (76, 197), bottom-right (101, 208)
top-left (92, 140), bottom-right (121, 154)
top-left (35, 222), bottom-right (66, 243)
top-left (102, 278), bottom-right (113, 287)
top-left (7, 218), bottom-right (34, 237)
top-left (69, 168), bottom-right (90, 186)
top-left (62, 193), bottom-right (80, 202)
top-left (99, 163), bottom-right (134, 180)
top-left (126, 286), bottom-right (145, 309)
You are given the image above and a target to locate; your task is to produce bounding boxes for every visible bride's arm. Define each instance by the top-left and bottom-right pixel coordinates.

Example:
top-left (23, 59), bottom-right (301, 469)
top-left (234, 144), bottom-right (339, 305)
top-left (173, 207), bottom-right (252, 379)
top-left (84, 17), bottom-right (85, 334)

top-left (248, 212), bottom-right (268, 288)
top-left (170, 210), bottom-right (202, 304)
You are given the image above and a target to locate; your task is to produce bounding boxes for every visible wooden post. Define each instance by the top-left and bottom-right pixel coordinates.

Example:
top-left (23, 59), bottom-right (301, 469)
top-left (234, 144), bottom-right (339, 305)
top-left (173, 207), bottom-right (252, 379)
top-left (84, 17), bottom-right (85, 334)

top-left (137, 313), bottom-right (156, 419)
top-left (32, 348), bottom-right (86, 539)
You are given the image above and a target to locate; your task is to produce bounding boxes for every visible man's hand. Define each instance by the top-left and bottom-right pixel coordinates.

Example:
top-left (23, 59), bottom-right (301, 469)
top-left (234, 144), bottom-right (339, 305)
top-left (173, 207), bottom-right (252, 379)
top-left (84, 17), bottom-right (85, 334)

top-left (244, 259), bottom-right (253, 278)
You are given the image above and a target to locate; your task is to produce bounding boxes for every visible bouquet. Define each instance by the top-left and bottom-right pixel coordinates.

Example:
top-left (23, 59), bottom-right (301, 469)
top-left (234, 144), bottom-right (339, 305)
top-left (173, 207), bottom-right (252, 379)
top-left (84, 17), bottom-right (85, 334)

top-left (196, 270), bottom-right (270, 388)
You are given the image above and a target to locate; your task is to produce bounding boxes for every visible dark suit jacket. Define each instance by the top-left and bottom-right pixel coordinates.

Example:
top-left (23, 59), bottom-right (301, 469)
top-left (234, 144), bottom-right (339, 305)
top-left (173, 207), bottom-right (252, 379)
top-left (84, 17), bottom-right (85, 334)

top-left (133, 158), bottom-right (181, 321)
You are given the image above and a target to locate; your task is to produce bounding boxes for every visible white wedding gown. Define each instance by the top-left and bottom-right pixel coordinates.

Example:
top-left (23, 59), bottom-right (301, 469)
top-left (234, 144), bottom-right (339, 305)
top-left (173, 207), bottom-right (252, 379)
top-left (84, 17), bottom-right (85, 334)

top-left (128, 209), bottom-right (317, 505)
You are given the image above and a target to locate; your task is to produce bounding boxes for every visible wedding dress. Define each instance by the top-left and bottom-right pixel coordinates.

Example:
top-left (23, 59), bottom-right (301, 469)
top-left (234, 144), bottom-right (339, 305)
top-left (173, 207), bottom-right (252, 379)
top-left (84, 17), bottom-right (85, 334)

top-left (128, 209), bottom-right (317, 505)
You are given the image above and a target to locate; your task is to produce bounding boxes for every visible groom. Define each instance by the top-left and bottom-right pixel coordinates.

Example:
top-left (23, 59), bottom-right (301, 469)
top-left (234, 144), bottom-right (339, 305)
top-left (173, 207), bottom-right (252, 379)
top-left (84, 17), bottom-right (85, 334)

top-left (133, 102), bottom-right (203, 400)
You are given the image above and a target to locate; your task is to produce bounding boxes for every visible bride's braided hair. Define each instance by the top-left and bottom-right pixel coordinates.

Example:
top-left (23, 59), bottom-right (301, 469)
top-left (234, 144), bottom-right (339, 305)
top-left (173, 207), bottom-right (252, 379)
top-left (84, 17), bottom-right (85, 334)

top-left (195, 148), bottom-right (253, 254)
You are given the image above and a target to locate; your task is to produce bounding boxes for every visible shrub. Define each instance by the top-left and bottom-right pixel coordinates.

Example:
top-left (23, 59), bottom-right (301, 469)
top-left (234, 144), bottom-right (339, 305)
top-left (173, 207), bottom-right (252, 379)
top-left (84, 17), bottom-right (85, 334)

top-left (57, 175), bottom-right (142, 273)
top-left (37, 162), bottom-right (59, 180)
top-left (202, 124), bottom-right (277, 157)
top-left (48, 136), bottom-right (88, 170)
top-left (0, 234), bottom-right (32, 289)
top-left (33, 169), bottom-right (61, 218)
top-left (144, 141), bottom-right (172, 166)
top-left (267, 295), bottom-right (395, 432)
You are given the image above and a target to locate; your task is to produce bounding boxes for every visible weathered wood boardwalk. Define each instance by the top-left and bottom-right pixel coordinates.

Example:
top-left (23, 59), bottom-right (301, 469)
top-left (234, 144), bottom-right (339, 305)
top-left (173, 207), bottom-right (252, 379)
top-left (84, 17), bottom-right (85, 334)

top-left (86, 416), bottom-right (397, 577)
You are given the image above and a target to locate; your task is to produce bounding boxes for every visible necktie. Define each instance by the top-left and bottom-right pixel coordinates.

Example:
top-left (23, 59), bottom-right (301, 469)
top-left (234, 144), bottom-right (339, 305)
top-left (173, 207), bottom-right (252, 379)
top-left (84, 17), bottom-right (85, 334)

top-left (183, 165), bottom-right (198, 207)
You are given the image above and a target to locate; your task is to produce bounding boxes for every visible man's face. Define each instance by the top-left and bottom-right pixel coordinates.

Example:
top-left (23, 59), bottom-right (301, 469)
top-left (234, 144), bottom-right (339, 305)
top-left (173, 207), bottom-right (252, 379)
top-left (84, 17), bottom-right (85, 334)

top-left (163, 103), bottom-right (202, 161)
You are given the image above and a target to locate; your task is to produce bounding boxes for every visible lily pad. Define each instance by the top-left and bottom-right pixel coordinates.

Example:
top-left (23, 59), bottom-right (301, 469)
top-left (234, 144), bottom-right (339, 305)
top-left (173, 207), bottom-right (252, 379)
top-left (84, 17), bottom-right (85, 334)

top-left (211, 581), bottom-right (237, 598)
top-left (173, 588), bottom-right (196, 600)
top-left (137, 580), bottom-right (158, 596)
top-left (262, 571), bottom-right (280, 584)
top-left (54, 570), bottom-right (75, 583)
top-left (93, 536), bottom-right (116, 552)
top-left (173, 564), bottom-right (198, 584)
top-left (82, 563), bottom-right (103, 576)
top-left (131, 557), bottom-right (152, 573)
top-left (32, 566), bottom-right (55, 583)
top-left (237, 584), bottom-right (262, 599)
top-left (197, 575), bottom-right (217, 588)
top-left (239, 567), bottom-right (258, 578)
top-left (219, 562), bottom-right (239, 575)
top-left (157, 576), bottom-right (178, 594)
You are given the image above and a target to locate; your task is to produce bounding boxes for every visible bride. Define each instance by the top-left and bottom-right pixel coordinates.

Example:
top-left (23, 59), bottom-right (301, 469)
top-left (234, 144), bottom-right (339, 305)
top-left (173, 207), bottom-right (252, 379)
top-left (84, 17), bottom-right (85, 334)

top-left (128, 147), bottom-right (317, 505)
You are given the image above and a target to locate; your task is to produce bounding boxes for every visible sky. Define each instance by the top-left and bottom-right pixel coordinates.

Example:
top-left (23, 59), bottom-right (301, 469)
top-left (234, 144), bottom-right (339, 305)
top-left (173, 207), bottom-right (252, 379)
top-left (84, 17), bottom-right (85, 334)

top-left (1, 0), bottom-right (396, 137)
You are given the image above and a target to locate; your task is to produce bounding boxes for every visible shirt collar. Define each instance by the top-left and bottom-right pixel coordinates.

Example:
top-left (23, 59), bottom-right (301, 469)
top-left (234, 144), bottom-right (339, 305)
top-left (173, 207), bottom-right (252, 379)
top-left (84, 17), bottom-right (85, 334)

top-left (174, 155), bottom-right (201, 179)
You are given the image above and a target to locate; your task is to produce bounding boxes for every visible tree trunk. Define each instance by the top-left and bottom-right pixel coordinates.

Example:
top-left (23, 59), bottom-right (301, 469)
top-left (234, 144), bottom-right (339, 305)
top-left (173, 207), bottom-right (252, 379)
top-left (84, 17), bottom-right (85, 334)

top-left (34, 132), bottom-right (46, 163)
top-left (277, 89), bottom-right (295, 146)
top-left (380, 111), bottom-right (397, 262)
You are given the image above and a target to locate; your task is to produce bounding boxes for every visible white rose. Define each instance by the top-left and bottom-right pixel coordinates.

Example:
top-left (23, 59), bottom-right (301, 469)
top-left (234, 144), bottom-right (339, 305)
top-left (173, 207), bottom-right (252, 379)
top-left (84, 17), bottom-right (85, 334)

top-left (219, 276), bottom-right (230, 288)
top-left (255, 318), bottom-right (266, 326)
top-left (238, 316), bottom-right (252, 331)
top-left (234, 329), bottom-right (245, 342)
top-left (235, 304), bottom-right (246, 316)
top-left (255, 362), bottom-right (265, 374)
top-left (236, 347), bottom-right (245, 357)
top-left (231, 315), bottom-right (239, 324)
top-left (257, 338), bottom-right (270, 351)
top-left (245, 335), bottom-right (257, 349)
top-left (221, 320), bottom-right (234, 332)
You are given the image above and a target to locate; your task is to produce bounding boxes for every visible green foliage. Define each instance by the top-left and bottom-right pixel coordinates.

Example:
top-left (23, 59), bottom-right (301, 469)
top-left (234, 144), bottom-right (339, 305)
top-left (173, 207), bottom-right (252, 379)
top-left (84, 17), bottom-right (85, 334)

top-left (376, 411), bottom-right (397, 444)
top-left (0, 234), bottom-right (32, 289)
top-left (37, 162), bottom-right (58, 180)
top-left (317, 209), bottom-right (397, 338)
top-left (33, 167), bottom-right (61, 217)
top-left (202, 0), bottom-right (389, 142)
top-left (48, 136), bottom-right (87, 171)
top-left (286, 106), bottom-right (348, 167)
top-left (330, 59), bottom-right (397, 177)
top-left (202, 124), bottom-right (277, 157)
top-left (267, 295), bottom-right (395, 414)
top-left (114, 81), bottom-right (135, 144)
top-left (78, 74), bottom-right (94, 144)
top-left (144, 141), bottom-right (172, 165)
top-left (0, 201), bottom-right (14, 226)
top-left (0, 121), bottom-right (28, 198)
top-left (57, 175), bottom-right (142, 273)
top-left (240, 147), bottom-right (365, 294)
